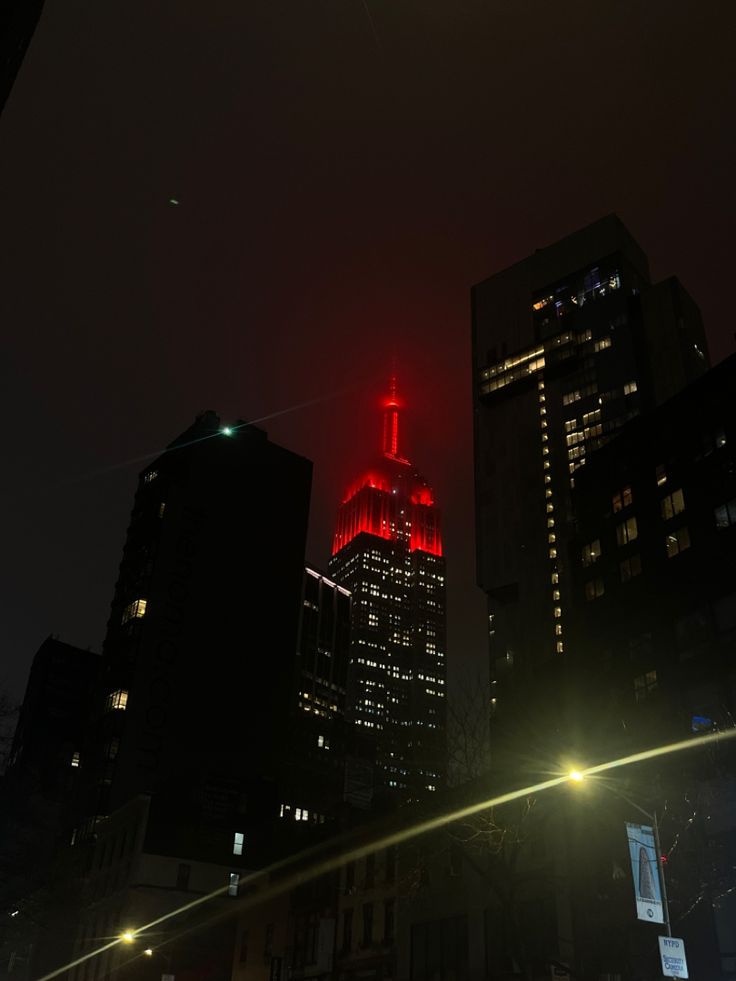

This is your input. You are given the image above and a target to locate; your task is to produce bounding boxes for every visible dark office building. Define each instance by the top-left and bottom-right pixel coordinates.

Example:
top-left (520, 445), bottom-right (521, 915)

top-left (329, 380), bottom-right (446, 800)
top-left (471, 215), bottom-right (709, 727)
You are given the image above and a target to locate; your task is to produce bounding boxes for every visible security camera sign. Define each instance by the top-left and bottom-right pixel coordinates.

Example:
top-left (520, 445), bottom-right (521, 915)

top-left (659, 936), bottom-right (688, 979)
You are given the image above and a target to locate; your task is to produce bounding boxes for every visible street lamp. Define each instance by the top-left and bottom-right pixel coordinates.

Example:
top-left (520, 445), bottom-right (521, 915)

top-left (120, 930), bottom-right (136, 944)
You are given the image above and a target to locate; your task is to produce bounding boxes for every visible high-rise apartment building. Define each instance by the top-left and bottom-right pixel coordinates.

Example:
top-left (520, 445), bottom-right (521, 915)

top-left (563, 355), bottom-right (736, 981)
top-left (569, 352), bottom-right (736, 745)
top-left (53, 412), bottom-right (316, 981)
top-left (328, 381), bottom-right (446, 799)
top-left (77, 411), bottom-right (313, 864)
top-left (472, 216), bottom-right (709, 723)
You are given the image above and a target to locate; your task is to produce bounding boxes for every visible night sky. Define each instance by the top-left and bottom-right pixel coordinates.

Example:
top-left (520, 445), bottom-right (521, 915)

top-left (1, 1), bottom-right (734, 699)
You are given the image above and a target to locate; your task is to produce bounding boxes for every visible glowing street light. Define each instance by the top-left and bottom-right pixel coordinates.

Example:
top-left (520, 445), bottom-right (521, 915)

top-left (120, 930), bottom-right (135, 944)
top-left (143, 948), bottom-right (154, 957)
top-left (221, 426), bottom-right (234, 436)
top-left (568, 769), bottom-right (585, 783)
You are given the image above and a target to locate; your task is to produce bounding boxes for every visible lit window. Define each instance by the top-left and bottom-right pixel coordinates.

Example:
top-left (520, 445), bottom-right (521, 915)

top-left (715, 499), bottom-right (736, 529)
top-left (548, 533), bottom-right (556, 543)
top-left (552, 589), bottom-right (560, 601)
top-left (551, 571), bottom-right (559, 585)
top-left (581, 540), bottom-right (601, 566)
top-left (584, 579), bottom-right (604, 601)
top-left (556, 641), bottom-right (564, 653)
top-left (71, 751), bottom-right (80, 768)
top-left (623, 381), bottom-right (638, 395)
top-left (661, 488), bottom-right (685, 520)
top-left (666, 527), bottom-right (691, 559)
top-left (159, 502), bottom-right (166, 518)
top-left (616, 517), bottom-right (638, 546)
top-left (317, 735), bottom-right (330, 749)
top-left (619, 555), bottom-right (642, 582)
top-left (107, 690), bottom-right (128, 711)
top-left (555, 623), bottom-right (562, 636)
top-left (549, 548), bottom-right (557, 558)
top-left (612, 486), bottom-right (633, 512)
top-left (547, 517), bottom-right (555, 528)
top-left (233, 832), bottom-right (244, 856)
top-left (228, 873), bottom-right (240, 897)
top-left (634, 671), bottom-right (657, 702)
top-left (553, 606), bottom-right (562, 618)
top-left (144, 471), bottom-right (158, 483)
top-left (656, 464), bottom-right (667, 487)
top-left (121, 599), bottom-right (147, 625)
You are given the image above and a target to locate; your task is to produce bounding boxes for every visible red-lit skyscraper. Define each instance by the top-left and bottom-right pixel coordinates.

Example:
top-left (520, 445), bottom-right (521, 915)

top-left (329, 380), bottom-right (446, 799)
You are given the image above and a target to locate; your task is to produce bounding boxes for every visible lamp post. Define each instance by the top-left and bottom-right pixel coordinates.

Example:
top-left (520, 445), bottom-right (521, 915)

top-left (611, 788), bottom-right (672, 939)
top-left (568, 772), bottom-right (672, 937)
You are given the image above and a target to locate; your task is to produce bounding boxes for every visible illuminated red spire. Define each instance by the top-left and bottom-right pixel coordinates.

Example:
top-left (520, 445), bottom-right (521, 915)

top-left (331, 374), bottom-right (443, 558)
top-left (382, 374), bottom-right (407, 462)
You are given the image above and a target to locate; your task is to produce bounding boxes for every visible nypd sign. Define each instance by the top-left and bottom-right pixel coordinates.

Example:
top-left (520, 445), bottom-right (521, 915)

top-left (658, 936), bottom-right (688, 979)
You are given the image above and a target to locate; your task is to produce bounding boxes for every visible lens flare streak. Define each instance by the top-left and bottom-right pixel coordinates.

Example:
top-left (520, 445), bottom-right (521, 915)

top-left (34, 727), bottom-right (736, 981)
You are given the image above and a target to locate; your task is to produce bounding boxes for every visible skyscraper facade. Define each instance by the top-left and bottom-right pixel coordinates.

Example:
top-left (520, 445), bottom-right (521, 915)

top-left (56, 412), bottom-right (316, 981)
top-left (329, 381), bottom-right (446, 799)
top-left (471, 216), bottom-right (709, 727)
top-left (569, 352), bottom-right (736, 744)
top-left (83, 411), bottom-right (313, 859)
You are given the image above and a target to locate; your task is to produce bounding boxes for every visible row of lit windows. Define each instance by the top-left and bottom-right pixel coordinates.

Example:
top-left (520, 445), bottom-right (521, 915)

top-left (279, 804), bottom-right (326, 824)
top-left (532, 271), bottom-right (621, 318)
top-left (538, 378), bottom-right (564, 654)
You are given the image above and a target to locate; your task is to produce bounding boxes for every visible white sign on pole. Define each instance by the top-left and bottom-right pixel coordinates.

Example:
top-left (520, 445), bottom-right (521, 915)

top-left (659, 936), bottom-right (688, 979)
top-left (625, 822), bottom-right (664, 923)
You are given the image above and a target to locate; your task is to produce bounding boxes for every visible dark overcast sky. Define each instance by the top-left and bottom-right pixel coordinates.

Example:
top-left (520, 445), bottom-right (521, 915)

top-left (1, 0), bottom-right (735, 699)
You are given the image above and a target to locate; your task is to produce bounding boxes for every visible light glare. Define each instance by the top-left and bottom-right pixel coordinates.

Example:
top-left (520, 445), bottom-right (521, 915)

top-left (35, 728), bottom-right (736, 981)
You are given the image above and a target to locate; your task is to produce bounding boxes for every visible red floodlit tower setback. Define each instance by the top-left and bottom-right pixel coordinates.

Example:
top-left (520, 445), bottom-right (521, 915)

top-left (329, 379), bottom-right (447, 799)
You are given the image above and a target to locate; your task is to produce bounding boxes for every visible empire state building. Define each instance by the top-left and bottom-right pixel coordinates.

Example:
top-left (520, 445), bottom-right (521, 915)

top-left (329, 379), bottom-right (446, 799)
